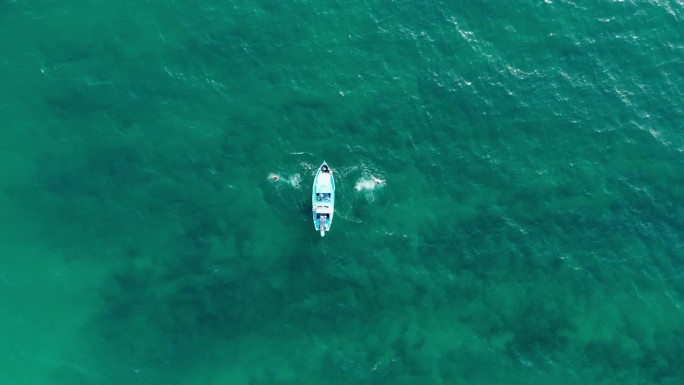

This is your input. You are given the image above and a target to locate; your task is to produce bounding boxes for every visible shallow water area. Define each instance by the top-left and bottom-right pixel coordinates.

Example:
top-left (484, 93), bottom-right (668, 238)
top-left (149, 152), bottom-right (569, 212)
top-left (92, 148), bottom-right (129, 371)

top-left (1, 0), bottom-right (683, 384)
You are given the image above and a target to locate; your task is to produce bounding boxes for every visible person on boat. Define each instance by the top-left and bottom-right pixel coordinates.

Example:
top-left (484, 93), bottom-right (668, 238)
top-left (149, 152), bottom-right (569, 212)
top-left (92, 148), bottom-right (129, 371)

top-left (322, 165), bottom-right (329, 173)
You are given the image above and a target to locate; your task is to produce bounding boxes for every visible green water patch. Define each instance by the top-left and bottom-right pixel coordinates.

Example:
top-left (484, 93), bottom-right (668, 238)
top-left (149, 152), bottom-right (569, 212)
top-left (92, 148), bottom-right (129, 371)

top-left (1, 0), bottom-right (683, 384)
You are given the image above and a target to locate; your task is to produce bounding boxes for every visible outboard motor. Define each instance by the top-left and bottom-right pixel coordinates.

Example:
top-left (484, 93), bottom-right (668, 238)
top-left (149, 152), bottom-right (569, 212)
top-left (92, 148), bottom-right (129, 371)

top-left (320, 223), bottom-right (326, 237)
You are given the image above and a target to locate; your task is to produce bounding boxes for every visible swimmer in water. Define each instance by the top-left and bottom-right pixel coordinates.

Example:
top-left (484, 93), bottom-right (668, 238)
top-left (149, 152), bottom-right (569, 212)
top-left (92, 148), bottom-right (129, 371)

top-left (371, 176), bottom-right (385, 184)
top-left (269, 174), bottom-right (280, 182)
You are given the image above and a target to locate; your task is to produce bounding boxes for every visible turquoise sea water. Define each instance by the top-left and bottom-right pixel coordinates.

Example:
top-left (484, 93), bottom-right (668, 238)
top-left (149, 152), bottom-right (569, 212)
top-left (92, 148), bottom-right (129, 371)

top-left (1, 0), bottom-right (683, 384)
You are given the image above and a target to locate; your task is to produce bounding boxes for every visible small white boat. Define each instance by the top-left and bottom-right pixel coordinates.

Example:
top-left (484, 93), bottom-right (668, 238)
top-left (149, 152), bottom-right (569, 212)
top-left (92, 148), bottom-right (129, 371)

top-left (312, 161), bottom-right (335, 237)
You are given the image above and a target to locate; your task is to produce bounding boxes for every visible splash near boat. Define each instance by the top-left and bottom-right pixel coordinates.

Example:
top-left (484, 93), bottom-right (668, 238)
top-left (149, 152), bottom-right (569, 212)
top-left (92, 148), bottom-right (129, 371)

top-left (312, 161), bottom-right (335, 237)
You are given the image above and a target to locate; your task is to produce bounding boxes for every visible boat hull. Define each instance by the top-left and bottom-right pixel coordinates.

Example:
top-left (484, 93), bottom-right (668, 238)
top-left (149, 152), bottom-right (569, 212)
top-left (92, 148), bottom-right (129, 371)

top-left (312, 161), bottom-right (335, 236)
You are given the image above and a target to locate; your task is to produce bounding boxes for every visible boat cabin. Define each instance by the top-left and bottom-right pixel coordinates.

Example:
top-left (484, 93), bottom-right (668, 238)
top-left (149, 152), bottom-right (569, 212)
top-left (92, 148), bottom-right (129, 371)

top-left (316, 193), bottom-right (332, 202)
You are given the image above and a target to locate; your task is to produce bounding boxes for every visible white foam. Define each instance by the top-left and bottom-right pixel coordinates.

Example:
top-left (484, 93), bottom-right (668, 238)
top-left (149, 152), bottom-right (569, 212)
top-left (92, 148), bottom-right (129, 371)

top-left (267, 173), bottom-right (301, 189)
top-left (355, 179), bottom-right (377, 191)
top-left (267, 173), bottom-right (280, 182)
top-left (289, 173), bottom-right (301, 189)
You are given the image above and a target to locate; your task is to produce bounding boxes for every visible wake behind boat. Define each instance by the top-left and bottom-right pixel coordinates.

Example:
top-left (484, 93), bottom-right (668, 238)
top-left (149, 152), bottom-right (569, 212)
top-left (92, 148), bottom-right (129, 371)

top-left (312, 161), bottom-right (335, 237)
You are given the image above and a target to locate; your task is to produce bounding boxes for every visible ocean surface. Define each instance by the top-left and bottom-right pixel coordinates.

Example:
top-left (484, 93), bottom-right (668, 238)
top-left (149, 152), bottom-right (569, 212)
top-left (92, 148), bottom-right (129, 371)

top-left (1, 0), bottom-right (683, 384)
